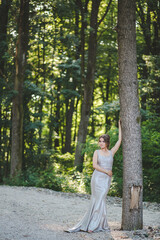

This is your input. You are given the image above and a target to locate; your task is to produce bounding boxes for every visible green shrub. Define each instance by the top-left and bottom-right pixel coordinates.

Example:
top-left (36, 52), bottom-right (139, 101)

top-left (142, 118), bottom-right (160, 202)
top-left (35, 168), bottom-right (64, 191)
top-left (3, 117), bottom-right (160, 203)
top-left (54, 151), bottom-right (75, 173)
top-left (3, 171), bottom-right (26, 186)
top-left (3, 167), bottom-right (64, 192)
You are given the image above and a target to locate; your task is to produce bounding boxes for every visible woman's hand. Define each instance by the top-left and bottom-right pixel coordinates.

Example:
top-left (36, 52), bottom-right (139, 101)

top-left (106, 170), bottom-right (112, 177)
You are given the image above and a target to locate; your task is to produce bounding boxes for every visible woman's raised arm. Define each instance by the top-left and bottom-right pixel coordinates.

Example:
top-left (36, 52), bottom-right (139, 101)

top-left (111, 120), bottom-right (122, 156)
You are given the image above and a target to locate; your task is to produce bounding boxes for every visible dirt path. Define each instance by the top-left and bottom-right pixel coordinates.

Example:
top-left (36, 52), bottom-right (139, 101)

top-left (0, 186), bottom-right (160, 240)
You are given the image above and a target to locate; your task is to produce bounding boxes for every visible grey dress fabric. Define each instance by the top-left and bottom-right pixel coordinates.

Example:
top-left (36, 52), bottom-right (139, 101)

top-left (67, 149), bottom-right (113, 233)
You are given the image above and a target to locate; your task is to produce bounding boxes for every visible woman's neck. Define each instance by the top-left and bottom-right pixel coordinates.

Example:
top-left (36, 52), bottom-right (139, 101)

top-left (100, 148), bottom-right (108, 152)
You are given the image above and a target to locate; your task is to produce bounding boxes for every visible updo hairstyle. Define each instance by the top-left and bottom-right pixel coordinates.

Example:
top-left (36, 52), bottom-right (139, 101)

top-left (99, 134), bottom-right (110, 149)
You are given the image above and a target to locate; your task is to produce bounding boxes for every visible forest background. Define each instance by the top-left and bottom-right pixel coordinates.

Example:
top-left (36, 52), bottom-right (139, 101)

top-left (0, 0), bottom-right (160, 203)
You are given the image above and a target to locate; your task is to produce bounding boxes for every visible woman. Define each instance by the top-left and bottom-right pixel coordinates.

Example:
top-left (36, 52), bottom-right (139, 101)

top-left (67, 120), bottom-right (122, 233)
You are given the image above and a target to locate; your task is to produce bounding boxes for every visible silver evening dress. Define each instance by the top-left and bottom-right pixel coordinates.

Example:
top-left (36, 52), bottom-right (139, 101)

top-left (67, 149), bottom-right (113, 233)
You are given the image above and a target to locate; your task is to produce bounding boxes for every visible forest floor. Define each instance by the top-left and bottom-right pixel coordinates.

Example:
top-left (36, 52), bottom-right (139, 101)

top-left (0, 186), bottom-right (160, 240)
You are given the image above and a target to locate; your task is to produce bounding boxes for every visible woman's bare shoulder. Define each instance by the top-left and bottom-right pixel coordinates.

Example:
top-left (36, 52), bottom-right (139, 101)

top-left (93, 149), bottom-right (99, 155)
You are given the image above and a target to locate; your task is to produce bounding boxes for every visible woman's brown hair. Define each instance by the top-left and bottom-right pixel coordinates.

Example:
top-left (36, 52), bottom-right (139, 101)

top-left (99, 134), bottom-right (110, 149)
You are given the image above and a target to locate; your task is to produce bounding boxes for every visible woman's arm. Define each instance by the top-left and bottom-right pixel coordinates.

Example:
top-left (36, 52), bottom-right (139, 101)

top-left (93, 150), bottom-right (112, 177)
top-left (111, 120), bottom-right (122, 157)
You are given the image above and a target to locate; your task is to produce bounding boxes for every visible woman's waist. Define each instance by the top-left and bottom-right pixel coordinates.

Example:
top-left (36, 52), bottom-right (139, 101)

top-left (94, 168), bottom-right (112, 175)
top-left (99, 166), bottom-right (112, 170)
top-left (93, 169), bottom-right (112, 179)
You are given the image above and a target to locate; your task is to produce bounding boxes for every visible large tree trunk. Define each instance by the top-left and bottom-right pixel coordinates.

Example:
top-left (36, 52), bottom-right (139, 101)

top-left (118, 0), bottom-right (143, 230)
top-left (11, 0), bottom-right (29, 177)
top-left (74, 0), bottom-right (101, 171)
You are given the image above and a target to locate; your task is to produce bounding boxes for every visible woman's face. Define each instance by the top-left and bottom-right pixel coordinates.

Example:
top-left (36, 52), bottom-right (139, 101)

top-left (99, 138), bottom-right (107, 149)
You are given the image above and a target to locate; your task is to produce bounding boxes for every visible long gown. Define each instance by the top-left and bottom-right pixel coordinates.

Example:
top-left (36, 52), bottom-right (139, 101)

top-left (67, 149), bottom-right (113, 233)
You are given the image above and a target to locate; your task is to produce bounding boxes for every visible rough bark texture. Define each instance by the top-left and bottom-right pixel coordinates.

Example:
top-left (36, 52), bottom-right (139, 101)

top-left (117, 0), bottom-right (143, 230)
top-left (11, 0), bottom-right (29, 177)
top-left (0, 0), bottom-right (11, 181)
top-left (74, 0), bottom-right (101, 171)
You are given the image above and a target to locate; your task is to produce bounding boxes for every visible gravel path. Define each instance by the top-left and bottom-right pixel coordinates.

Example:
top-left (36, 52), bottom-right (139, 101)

top-left (0, 186), bottom-right (160, 240)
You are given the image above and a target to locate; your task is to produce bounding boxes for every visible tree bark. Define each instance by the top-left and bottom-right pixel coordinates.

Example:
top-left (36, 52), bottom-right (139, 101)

top-left (74, 0), bottom-right (101, 171)
top-left (38, 7), bottom-right (46, 155)
top-left (64, 5), bottom-right (80, 153)
top-left (105, 60), bottom-right (111, 132)
top-left (0, 0), bottom-right (11, 74)
top-left (64, 99), bottom-right (75, 153)
top-left (11, 0), bottom-right (30, 177)
top-left (0, 0), bottom-right (11, 181)
top-left (54, 83), bottom-right (61, 148)
top-left (48, 96), bottom-right (54, 150)
top-left (118, 0), bottom-right (143, 230)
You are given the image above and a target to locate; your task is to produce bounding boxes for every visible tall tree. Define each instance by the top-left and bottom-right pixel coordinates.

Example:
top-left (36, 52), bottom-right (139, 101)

top-left (0, 0), bottom-right (11, 182)
top-left (11, 0), bottom-right (30, 176)
top-left (64, 3), bottom-right (81, 153)
top-left (74, 0), bottom-right (114, 170)
top-left (118, 0), bottom-right (143, 230)
top-left (74, 0), bottom-right (101, 171)
top-left (0, 0), bottom-right (11, 75)
top-left (0, 0), bottom-right (12, 181)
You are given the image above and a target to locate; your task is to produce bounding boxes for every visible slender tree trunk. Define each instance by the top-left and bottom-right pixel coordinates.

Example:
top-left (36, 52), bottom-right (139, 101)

top-left (48, 12), bottom-right (57, 150)
top-left (0, 0), bottom-right (11, 74)
top-left (48, 96), bottom-right (54, 149)
top-left (90, 95), bottom-right (95, 137)
top-left (61, 106), bottom-right (65, 153)
top-left (74, 0), bottom-right (101, 171)
top-left (64, 4), bottom-right (80, 153)
top-left (105, 73), bottom-right (111, 132)
top-left (54, 84), bottom-right (60, 148)
top-left (38, 17), bottom-right (46, 155)
top-left (0, 0), bottom-right (11, 181)
top-left (73, 98), bottom-right (79, 143)
top-left (117, 0), bottom-right (143, 230)
top-left (64, 99), bottom-right (75, 153)
top-left (11, 0), bottom-right (29, 177)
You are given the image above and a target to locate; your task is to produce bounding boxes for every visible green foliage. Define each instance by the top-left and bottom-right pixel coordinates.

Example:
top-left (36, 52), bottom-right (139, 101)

top-left (53, 151), bottom-right (75, 172)
top-left (36, 168), bottom-right (64, 191)
top-left (2, 118), bottom-right (160, 203)
top-left (0, 0), bottom-right (160, 204)
top-left (141, 117), bottom-right (160, 202)
top-left (97, 100), bottom-right (120, 114)
top-left (3, 171), bottom-right (27, 187)
top-left (3, 167), bottom-right (64, 191)
top-left (3, 165), bottom-right (92, 194)
top-left (82, 137), bottom-right (98, 155)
